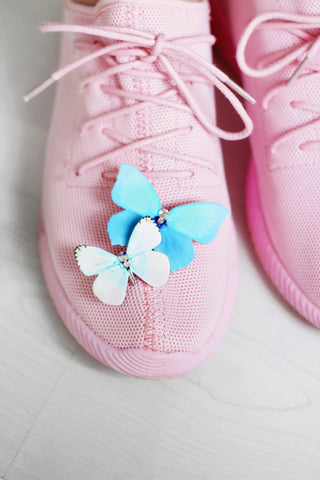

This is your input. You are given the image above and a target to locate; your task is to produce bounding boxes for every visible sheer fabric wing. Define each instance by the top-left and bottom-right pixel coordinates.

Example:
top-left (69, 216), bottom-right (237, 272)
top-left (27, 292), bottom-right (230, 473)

top-left (167, 203), bottom-right (229, 244)
top-left (111, 164), bottom-right (161, 217)
top-left (108, 210), bottom-right (142, 247)
top-left (154, 225), bottom-right (195, 272)
top-left (93, 264), bottom-right (129, 305)
top-left (75, 246), bottom-right (117, 276)
top-left (131, 251), bottom-right (170, 288)
top-left (127, 217), bottom-right (162, 257)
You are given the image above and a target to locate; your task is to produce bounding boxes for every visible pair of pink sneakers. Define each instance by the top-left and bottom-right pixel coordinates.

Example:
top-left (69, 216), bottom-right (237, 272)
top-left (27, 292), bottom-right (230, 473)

top-left (26, 0), bottom-right (320, 379)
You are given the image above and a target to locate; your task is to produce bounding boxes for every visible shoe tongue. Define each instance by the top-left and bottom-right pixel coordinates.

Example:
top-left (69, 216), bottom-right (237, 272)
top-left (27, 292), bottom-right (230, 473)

top-left (76, 0), bottom-right (210, 38)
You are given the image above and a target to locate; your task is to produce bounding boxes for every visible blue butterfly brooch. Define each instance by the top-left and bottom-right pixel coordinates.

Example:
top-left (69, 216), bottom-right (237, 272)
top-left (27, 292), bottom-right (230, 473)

top-left (108, 164), bottom-right (229, 272)
top-left (75, 163), bottom-right (229, 305)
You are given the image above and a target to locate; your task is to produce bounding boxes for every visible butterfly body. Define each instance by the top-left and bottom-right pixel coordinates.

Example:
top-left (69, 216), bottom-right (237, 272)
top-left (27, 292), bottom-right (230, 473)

top-left (117, 251), bottom-right (136, 285)
top-left (155, 208), bottom-right (170, 227)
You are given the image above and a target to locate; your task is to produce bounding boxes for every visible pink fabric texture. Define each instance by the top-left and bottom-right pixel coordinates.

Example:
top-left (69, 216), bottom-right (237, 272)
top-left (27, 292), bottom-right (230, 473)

top-left (33, 0), bottom-right (244, 372)
top-left (224, 0), bottom-right (320, 323)
top-left (39, 217), bottom-right (238, 378)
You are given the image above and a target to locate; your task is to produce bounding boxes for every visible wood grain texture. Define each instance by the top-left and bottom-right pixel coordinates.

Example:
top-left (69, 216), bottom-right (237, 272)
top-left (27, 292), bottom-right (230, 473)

top-left (2, 1), bottom-right (320, 479)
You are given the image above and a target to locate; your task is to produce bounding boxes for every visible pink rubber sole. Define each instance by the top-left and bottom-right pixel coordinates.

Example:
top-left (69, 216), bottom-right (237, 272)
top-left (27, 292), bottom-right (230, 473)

top-left (246, 160), bottom-right (320, 327)
top-left (39, 220), bottom-right (238, 379)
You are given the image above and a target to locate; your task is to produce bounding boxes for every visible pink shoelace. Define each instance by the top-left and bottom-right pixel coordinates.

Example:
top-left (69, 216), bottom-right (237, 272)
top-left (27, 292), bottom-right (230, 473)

top-left (237, 12), bottom-right (320, 154)
top-left (25, 22), bottom-right (254, 178)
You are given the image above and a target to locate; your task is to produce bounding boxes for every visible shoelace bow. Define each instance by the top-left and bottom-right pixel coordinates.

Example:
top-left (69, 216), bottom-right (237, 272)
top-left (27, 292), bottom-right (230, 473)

top-left (237, 12), bottom-right (320, 153)
top-left (25, 22), bottom-right (254, 178)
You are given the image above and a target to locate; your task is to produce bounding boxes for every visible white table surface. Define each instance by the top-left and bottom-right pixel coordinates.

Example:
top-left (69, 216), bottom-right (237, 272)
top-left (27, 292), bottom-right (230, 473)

top-left (2, 1), bottom-right (320, 479)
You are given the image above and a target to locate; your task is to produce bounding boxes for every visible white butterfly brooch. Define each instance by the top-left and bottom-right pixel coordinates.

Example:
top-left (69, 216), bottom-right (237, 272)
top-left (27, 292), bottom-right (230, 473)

top-left (75, 217), bottom-right (170, 306)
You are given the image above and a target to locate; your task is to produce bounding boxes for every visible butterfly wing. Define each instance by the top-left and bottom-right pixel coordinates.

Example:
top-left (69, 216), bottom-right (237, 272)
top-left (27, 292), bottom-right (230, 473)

top-left (108, 210), bottom-right (142, 247)
top-left (127, 216), bottom-right (162, 257)
top-left (75, 245), bottom-right (118, 276)
top-left (93, 264), bottom-right (129, 305)
top-left (111, 164), bottom-right (161, 217)
top-left (166, 203), bottom-right (229, 244)
top-left (131, 251), bottom-right (170, 288)
top-left (75, 246), bottom-right (128, 305)
top-left (154, 225), bottom-right (194, 272)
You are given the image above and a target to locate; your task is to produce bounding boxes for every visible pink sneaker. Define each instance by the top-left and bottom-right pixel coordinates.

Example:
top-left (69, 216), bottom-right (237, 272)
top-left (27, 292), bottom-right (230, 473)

top-left (223, 0), bottom-right (320, 325)
top-left (26, 0), bottom-right (252, 378)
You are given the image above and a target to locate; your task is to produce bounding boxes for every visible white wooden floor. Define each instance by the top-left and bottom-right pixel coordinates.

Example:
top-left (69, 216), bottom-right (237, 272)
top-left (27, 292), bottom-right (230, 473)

top-left (2, 1), bottom-right (320, 479)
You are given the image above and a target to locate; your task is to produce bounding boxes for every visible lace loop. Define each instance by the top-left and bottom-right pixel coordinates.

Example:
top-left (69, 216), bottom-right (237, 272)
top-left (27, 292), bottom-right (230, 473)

top-left (237, 12), bottom-right (320, 81)
top-left (25, 22), bottom-right (255, 177)
top-left (237, 12), bottom-right (320, 160)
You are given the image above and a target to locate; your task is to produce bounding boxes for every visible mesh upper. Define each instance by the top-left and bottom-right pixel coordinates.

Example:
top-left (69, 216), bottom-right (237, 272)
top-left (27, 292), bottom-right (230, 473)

top-left (43, 0), bottom-right (233, 352)
top-left (224, 0), bottom-right (320, 308)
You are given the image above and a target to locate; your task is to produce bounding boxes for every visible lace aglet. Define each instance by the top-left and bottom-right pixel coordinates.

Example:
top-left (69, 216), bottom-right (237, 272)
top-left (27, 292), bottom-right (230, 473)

top-left (233, 82), bottom-right (256, 104)
top-left (237, 86), bottom-right (256, 105)
top-left (39, 22), bottom-right (57, 33)
top-left (225, 76), bottom-right (256, 104)
top-left (287, 56), bottom-right (308, 87)
top-left (23, 77), bottom-right (56, 102)
top-left (246, 92), bottom-right (256, 105)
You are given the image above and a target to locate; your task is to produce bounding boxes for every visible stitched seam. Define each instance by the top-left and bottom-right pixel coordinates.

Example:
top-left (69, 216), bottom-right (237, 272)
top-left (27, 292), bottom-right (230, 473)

top-left (143, 286), bottom-right (166, 351)
top-left (64, 0), bottom-right (209, 17)
top-left (128, 6), bottom-right (157, 350)
top-left (65, 42), bottom-right (81, 187)
top-left (65, 38), bottom-right (87, 188)
top-left (133, 5), bottom-right (163, 351)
